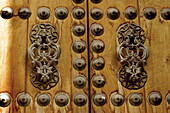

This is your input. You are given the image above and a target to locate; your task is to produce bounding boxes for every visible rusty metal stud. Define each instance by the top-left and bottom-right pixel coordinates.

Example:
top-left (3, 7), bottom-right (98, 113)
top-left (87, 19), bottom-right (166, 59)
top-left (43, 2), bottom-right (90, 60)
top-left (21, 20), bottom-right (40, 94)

top-left (74, 94), bottom-right (87, 106)
top-left (93, 93), bottom-right (107, 106)
top-left (73, 58), bottom-right (86, 71)
top-left (110, 93), bottom-right (125, 106)
top-left (55, 7), bottom-right (68, 20)
top-left (1, 7), bottom-right (13, 19)
top-left (91, 40), bottom-right (105, 53)
top-left (55, 94), bottom-right (69, 107)
top-left (161, 8), bottom-right (170, 20)
top-left (0, 93), bottom-right (11, 107)
top-left (143, 8), bottom-right (156, 20)
top-left (92, 57), bottom-right (105, 70)
top-left (73, 75), bottom-right (87, 89)
top-left (72, 41), bottom-right (86, 53)
top-left (91, 24), bottom-right (104, 36)
top-left (107, 8), bottom-right (120, 20)
top-left (37, 94), bottom-right (50, 107)
top-left (73, 0), bottom-right (84, 4)
top-left (17, 93), bottom-right (31, 107)
top-left (72, 24), bottom-right (86, 36)
top-left (149, 92), bottom-right (162, 106)
top-left (91, 8), bottom-right (103, 20)
top-left (129, 93), bottom-right (143, 106)
top-left (166, 93), bottom-right (170, 104)
top-left (91, 0), bottom-right (102, 4)
top-left (37, 7), bottom-right (50, 20)
top-left (124, 7), bottom-right (137, 20)
top-left (72, 7), bottom-right (85, 20)
top-left (18, 7), bottom-right (31, 19)
top-left (92, 74), bottom-right (106, 88)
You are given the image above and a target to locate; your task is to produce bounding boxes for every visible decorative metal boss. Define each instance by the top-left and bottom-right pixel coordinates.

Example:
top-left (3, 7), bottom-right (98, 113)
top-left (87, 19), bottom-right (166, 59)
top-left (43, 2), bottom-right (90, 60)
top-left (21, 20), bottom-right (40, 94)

top-left (29, 23), bottom-right (61, 90)
top-left (117, 23), bottom-right (149, 90)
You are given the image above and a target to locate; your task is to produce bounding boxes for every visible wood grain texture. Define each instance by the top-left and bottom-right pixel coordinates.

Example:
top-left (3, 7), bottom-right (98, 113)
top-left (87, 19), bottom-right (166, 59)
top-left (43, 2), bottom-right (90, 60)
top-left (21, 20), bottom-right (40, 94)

top-left (88, 0), bottom-right (170, 113)
top-left (26, 0), bottom-right (89, 113)
top-left (138, 0), bottom-right (170, 113)
top-left (0, 0), bottom-right (28, 113)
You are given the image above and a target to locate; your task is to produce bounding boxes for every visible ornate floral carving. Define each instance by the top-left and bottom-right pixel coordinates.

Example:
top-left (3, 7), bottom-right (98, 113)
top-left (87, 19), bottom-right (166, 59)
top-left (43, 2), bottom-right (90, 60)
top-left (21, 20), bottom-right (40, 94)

top-left (29, 23), bottom-right (61, 90)
top-left (117, 23), bottom-right (149, 90)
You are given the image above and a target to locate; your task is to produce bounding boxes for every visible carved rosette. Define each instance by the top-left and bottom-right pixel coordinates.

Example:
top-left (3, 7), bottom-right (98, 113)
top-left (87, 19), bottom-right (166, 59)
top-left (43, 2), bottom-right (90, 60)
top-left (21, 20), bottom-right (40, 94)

top-left (117, 23), bottom-right (149, 90)
top-left (29, 23), bottom-right (61, 90)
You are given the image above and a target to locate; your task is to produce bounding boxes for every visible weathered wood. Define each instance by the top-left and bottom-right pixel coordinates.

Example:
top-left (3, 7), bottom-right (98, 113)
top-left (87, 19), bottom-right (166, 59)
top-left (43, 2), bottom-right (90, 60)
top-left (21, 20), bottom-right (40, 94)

top-left (88, 0), bottom-right (170, 113)
top-left (0, 0), bottom-right (28, 113)
top-left (26, 0), bottom-right (89, 113)
top-left (139, 0), bottom-right (170, 113)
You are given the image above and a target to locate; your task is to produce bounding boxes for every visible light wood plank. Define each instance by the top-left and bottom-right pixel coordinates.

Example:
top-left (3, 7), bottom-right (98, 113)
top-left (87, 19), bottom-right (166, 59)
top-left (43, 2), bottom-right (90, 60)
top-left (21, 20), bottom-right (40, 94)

top-left (138, 0), bottom-right (170, 113)
top-left (0, 0), bottom-right (28, 113)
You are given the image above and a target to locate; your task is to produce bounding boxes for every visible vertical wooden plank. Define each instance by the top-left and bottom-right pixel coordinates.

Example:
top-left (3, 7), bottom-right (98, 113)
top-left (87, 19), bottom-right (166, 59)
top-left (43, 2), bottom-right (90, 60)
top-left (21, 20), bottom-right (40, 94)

top-left (138, 0), bottom-right (170, 113)
top-left (88, 0), bottom-right (146, 113)
top-left (26, 0), bottom-right (89, 113)
top-left (0, 0), bottom-right (28, 113)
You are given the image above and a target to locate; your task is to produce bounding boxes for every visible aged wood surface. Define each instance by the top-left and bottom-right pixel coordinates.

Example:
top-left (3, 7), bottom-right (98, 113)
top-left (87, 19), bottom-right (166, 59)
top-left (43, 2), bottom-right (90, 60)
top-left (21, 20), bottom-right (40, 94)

top-left (0, 0), bottom-right (28, 113)
top-left (138, 0), bottom-right (170, 113)
top-left (0, 0), bottom-right (89, 113)
top-left (0, 0), bottom-right (169, 113)
top-left (88, 0), bottom-right (170, 113)
top-left (26, 0), bottom-right (89, 113)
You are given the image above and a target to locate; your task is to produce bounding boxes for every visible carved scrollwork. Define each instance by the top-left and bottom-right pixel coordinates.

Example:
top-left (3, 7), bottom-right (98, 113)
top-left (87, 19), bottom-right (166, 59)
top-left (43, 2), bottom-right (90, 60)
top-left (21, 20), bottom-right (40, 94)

top-left (117, 23), bottom-right (149, 90)
top-left (29, 23), bottom-right (61, 90)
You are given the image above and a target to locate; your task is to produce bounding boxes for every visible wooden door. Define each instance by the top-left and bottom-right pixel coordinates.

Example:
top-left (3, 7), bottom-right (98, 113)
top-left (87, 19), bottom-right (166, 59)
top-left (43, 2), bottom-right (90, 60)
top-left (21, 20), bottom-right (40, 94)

top-left (0, 0), bottom-right (169, 113)
top-left (88, 0), bottom-right (170, 113)
top-left (0, 0), bottom-right (89, 113)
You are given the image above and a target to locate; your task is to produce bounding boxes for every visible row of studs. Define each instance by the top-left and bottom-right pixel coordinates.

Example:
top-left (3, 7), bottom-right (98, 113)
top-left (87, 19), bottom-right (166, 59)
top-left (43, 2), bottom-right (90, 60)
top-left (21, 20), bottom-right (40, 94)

top-left (0, 93), bottom-right (88, 107)
top-left (90, 7), bottom-right (170, 20)
top-left (0, 92), bottom-right (169, 107)
top-left (2, 7), bottom-right (169, 20)
top-left (0, 7), bottom-right (85, 20)
top-left (93, 92), bottom-right (170, 106)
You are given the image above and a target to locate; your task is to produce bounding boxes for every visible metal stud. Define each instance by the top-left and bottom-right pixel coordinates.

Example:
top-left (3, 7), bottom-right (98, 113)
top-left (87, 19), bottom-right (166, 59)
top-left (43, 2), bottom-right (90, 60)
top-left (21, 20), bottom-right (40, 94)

top-left (55, 7), bottom-right (68, 20)
top-left (92, 74), bottom-right (106, 88)
top-left (1, 7), bottom-right (13, 19)
top-left (73, 0), bottom-right (84, 4)
top-left (73, 75), bottom-right (87, 89)
top-left (37, 7), bottom-right (50, 20)
top-left (148, 92), bottom-right (162, 106)
top-left (161, 8), bottom-right (170, 20)
top-left (17, 93), bottom-right (31, 107)
top-left (55, 94), bottom-right (69, 107)
top-left (129, 93), bottom-right (143, 106)
top-left (91, 0), bottom-right (102, 4)
top-left (72, 41), bottom-right (86, 53)
top-left (110, 93), bottom-right (125, 106)
top-left (143, 8), bottom-right (156, 20)
top-left (37, 94), bottom-right (50, 107)
top-left (107, 8), bottom-right (120, 20)
top-left (72, 7), bottom-right (85, 20)
top-left (18, 7), bottom-right (32, 19)
top-left (91, 40), bottom-right (105, 53)
top-left (124, 7), bottom-right (137, 20)
top-left (93, 93), bottom-right (107, 106)
top-left (74, 94), bottom-right (87, 106)
top-left (92, 57), bottom-right (105, 70)
top-left (0, 93), bottom-right (11, 107)
top-left (91, 24), bottom-right (104, 36)
top-left (91, 8), bottom-right (103, 20)
top-left (72, 24), bottom-right (86, 36)
top-left (73, 58), bottom-right (86, 71)
top-left (166, 93), bottom-right (170, 104)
